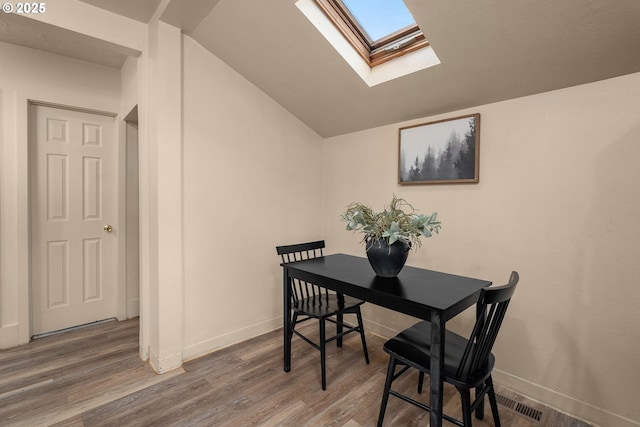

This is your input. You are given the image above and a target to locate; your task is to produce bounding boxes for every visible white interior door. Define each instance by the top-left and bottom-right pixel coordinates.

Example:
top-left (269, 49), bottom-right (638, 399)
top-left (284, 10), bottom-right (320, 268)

top-left (30, 104), bottom-right (118, 335)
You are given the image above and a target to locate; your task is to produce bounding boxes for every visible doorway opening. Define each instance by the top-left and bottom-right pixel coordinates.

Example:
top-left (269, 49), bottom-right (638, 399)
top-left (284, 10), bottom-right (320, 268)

top-left (124, 105), bottom-right (140, 319)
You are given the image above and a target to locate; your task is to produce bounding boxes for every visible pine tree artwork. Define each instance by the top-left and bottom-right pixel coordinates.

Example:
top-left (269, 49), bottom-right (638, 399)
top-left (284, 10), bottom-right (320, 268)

top-left (399, 114), bottom-right (480, 185)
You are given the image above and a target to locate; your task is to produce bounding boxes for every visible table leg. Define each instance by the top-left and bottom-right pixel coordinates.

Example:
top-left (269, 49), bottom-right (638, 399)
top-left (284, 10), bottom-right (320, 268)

top-left (336, 293), bottom-right (345, 347)
top-left (430, 311), bottom-right (445, 427)
top-left (283, 268), bottom-right (291, 372)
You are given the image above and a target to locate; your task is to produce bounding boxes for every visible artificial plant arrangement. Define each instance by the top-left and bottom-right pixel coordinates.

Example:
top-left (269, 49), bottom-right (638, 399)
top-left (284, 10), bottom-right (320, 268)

top-left (342, 195), bottom-right (442, 250)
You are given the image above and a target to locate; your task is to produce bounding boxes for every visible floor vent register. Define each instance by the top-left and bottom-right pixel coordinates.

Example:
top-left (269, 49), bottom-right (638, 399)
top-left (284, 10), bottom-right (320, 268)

top-left (495, 392), bottom-right (546, 425)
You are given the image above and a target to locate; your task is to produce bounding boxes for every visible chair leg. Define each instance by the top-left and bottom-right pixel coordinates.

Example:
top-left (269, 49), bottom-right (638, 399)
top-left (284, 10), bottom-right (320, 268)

top-left (486, 377), bottom-right (501, 427)
top-left (320, 318), bottom-right (327, 390)
top-left (336, 312), bottom-right (344, 347)
top-left (377, 356), bottom-right (398, 427)
top-left (417, 371), bottom-right (424, 394)
top-left (460, 388), bottom-right (473, 427)
top-left (290, 312), bottom-right (298, 342)
top-left (355, 307), bottom-right (370, 364)
top-left (474, 385), bottom-right (485, 420)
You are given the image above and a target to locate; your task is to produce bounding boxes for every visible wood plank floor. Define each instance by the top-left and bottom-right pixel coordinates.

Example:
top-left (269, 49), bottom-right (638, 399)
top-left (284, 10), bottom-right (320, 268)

top-left (0, 318), bottom-right (591, 427)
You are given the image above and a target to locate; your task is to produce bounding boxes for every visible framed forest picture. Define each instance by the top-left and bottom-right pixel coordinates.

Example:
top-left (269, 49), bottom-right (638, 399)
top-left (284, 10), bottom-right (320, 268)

top-left (398, 113), bottom-right (480, 185)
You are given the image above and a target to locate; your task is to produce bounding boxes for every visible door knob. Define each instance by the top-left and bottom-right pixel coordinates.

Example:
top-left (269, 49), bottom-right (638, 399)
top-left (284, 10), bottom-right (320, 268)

top-left (104, 224), bottom-right (113, 233)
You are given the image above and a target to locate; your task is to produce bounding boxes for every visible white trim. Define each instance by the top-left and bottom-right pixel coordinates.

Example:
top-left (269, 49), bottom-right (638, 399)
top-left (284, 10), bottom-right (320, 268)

top-left (117, 117), bottom-right (128, 321)
top-left (17, 92), bottom-right (32, 345)
top-left (295, 0), bottom-right (440, 87)
top-left (182, 317), bottom-right (282, 362)
top-left (27, 100), bottom-right (123, 337)
top-left (0, 324), bottom-right (19, 350)
top-left (361, 318), bottom-right (399, 339)
top-left (149, 346), bottom-right (183, 374)
top-left (493, 369), bottom-right (640, 427)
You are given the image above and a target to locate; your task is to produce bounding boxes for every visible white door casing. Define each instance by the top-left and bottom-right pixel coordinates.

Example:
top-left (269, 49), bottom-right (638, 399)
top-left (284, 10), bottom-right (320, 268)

top-left (30, 104), bottom-right (118, 335)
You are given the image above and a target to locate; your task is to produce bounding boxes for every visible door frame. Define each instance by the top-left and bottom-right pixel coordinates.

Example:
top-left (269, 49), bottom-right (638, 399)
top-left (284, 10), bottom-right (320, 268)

top-left (26, 99), bottom-right (129, 337)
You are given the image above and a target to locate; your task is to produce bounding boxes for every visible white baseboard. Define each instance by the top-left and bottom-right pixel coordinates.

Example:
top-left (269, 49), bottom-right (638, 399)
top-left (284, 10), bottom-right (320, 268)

top-left (361, 318), bottom-right (401, 339)
top-left (175, 316), bottom-right (640, 427)
top-left (182, 317), bottom-right (283, 362)
top-left (139, 344), bottom-right (149, 361)
top-left (360, 320), bottom-right (638, 427)
top-left (148, 346), bottom-right (183, 374)
top-left (0, 323), bottom-right (20, 349)
top-left (127, 298), bottom-right (140, 318)
top-left (180, 315), bottom-right (390, 366)
top-left (493, 369), bottom-right (639, 427)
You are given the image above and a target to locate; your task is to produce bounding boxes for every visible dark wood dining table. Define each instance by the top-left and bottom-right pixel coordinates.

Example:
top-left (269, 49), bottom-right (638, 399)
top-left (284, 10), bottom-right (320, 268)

top-left (281, 253), bottom-right (492, 427)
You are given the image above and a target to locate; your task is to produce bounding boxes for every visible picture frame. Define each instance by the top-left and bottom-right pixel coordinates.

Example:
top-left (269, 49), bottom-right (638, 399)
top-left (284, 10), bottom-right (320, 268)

top-left (398, 113), bottom-right (480, 185)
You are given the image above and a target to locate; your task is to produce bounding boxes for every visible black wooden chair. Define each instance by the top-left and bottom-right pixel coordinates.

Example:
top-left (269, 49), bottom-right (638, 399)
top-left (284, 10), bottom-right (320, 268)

top-left (276, 240), bottom-right (369, 390)
top-left (377, 271), bottom-right (519, 426)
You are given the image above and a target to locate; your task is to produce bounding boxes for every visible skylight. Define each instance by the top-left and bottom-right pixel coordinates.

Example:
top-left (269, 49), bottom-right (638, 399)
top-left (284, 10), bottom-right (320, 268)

top-left (313, 0), bottom-right (428, 67)
top-left (341, 0), bottom-right (417, 43)
top-left (296, 0), bottom-right (440, 86)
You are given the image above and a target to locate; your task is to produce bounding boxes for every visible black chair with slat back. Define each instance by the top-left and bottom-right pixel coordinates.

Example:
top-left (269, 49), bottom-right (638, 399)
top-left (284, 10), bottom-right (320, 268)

top-left (377, 271), bottom-right (519, 427)
top-left (276, 240), bottom-right (369, 390)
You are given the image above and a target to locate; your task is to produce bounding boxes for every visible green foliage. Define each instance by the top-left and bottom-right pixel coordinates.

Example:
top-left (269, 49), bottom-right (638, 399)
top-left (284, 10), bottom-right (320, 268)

top-left (342, 195), bottom-right (441, 249)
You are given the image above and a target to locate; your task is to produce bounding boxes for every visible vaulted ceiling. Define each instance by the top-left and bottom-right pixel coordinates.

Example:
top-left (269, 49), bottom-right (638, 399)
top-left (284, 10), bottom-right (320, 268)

top-left (2, 0), bottom-right (640, 137)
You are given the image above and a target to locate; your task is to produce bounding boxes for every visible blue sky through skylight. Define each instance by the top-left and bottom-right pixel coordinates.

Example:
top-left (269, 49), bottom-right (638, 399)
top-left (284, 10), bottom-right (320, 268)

top-left (342, 0), bottom-right (416, 42)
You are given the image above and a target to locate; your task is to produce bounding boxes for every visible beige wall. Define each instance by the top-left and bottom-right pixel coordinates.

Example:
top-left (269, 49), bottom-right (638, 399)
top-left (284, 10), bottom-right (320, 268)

top-left (322, 72), bottom-right (640, 427)
top-left (0, 0), bottom-right (145, 352)
top-left (181, 36), bottom-right (324, 360)
top-left (0, 4), bottom-right (324, 373)
top-left (2, 5), bottom-right (638, 425)
top-left (0, 41), bottom-right (122, 348)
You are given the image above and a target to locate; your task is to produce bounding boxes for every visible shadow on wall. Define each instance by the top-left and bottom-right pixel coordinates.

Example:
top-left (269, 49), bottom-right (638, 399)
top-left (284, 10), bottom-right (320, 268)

top-left (563, 122), bottom-right (640, 423)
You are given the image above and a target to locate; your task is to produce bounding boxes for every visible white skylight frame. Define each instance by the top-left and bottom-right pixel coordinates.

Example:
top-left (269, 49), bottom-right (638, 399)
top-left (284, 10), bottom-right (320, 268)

top-left (330, 0), bottom-right (424, 66)
top-left (296, 0), bottom-right (440, 87)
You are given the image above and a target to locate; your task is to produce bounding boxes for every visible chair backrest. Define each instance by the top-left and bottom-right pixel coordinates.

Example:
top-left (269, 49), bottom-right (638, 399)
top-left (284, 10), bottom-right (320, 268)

top-left (456, 271), bottom-right (519, 381)
top-left (276, 241), bottom-right (325, 262)
top-left (276, 241), bottom-right (327, 305)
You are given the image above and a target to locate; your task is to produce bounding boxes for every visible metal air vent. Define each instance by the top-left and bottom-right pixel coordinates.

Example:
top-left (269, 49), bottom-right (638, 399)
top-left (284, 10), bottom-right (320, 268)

top-left (495, 392), bottom-right (546, 425)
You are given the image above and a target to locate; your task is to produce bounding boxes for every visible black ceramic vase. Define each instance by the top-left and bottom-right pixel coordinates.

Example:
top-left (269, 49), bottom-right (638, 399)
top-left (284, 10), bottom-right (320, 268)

top-left (365, 238), bottom-right (410, 278)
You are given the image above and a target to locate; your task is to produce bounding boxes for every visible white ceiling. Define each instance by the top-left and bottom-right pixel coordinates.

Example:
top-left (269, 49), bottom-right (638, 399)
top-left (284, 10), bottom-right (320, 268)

top-left (76, 0), bottom-right (162, 23)
top-left (0, 12), bottom-right (137, 68)
top-left (2, 0), bottom-right (640, 137)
